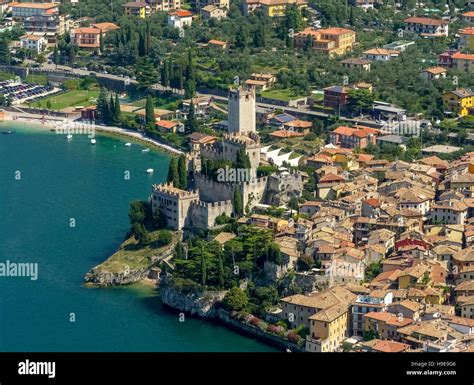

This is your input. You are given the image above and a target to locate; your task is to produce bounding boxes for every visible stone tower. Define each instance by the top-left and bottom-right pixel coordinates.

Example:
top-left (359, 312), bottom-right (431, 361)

top-left (228, 87), bottom-right (256, 135)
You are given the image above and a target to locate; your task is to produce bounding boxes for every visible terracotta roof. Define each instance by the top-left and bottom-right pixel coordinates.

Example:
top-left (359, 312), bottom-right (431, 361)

top-left (372, 340), bottom-right (411, 353)
top-left (72, 27), bottom-right (101, 34)
top-left (423, 66), bottom-right (447, 75)
top-left (319, 173), bottom-right (345, 183)
top-left (459, 27), bottom-right (474, 36)
top-left (404, 17), bottom-right (448, 26)
top-left (451, 52), bottom-right (474, 61)
top-left (269, 129), bottom-right (304, 138)
top-left (156, 120), bottom-right (179, 129)
top-left (12, 2), bottom-right (58, 9)
top-left (364, 48), bottom-right (399, 55)
top-left (284, 119), bottom-right (312, 128)
top-left (208, 39), bottom-right (227, 45)
top-left (168, 10), bottom-right (193, 17)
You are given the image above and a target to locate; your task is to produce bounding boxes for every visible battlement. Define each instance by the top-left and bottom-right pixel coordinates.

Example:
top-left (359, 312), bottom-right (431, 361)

top-left (223, 133), bottom-right (260, 148)
top-left (242, 176), bottom-right (268, 187)
top-left (191, 199), bottom-right (233, 209)
top-left (152, 182), bottom-right (199, 200)
top-left (228, 86), bottom-right (255, 100)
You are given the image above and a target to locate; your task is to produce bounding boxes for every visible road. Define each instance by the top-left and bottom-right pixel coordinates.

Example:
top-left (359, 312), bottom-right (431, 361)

top-left (35, 63), bottom-right (382, 128)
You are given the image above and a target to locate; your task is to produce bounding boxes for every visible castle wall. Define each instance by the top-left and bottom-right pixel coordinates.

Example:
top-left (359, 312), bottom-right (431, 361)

top-left (242, 176), bottom-right (268, 210)
top-left (193, 173), bottom-right (235, 202)
top-left (190, 200), bottom-right (233, 229)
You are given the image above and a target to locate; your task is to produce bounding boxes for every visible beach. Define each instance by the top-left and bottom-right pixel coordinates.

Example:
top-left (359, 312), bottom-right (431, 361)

top-left (2, 110), bottom-right (185, 156)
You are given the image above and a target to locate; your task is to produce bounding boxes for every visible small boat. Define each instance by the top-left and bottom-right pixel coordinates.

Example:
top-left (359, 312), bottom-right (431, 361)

top-left (66, 134), bottom-right (73, 140)
top-left (2, 130), bottom-right (15, 134)
top-left (146, 168), bottom-right (154, 174)
top-left (90, 139), bottom-right (96, 145)
top-left (142, 148), bottom-right (150, 153)
top-left (125, 142), bottom-right (132, 147)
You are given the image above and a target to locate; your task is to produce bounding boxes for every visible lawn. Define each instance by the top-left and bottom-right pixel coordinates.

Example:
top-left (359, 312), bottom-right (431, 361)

top-left (31, 90), bottom-right (100, 110)
top-left (261, 88), bottom-right (306, 102)
top-left (93, 230), bottom-right (178, 274)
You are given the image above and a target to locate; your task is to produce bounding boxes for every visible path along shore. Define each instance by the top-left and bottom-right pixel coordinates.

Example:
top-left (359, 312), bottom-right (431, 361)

top-left (2, 111), bottom-right (185, 156)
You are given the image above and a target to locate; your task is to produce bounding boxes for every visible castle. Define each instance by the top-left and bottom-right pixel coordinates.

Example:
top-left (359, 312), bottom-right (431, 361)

top-left (151, 86), bottom-right (287, 230)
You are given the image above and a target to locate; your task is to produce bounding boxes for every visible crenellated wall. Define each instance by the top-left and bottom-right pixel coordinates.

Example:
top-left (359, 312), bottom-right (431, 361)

top-left (190, 200), bottom-right (233, 229)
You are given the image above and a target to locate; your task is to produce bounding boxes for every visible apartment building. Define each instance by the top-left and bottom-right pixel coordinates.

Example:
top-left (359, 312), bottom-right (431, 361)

top-left (294, 27), bottom-right (356, 57)
top-left (404, 17), bottom-right (449, 38)
top-left (11, 2), bottom-right (59, 20)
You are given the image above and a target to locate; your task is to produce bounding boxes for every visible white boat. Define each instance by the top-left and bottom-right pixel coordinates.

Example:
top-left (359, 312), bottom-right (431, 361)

top-left (90, 139), bottom-right (96, 145)
top-left (146, 168), bottom-right (154, 174)
top-left (66, 134), bottom-right (73, 140)
top-left (125, 142), bottom-right (132, 147)
top-left (142, 148), bottom-right (150, 152)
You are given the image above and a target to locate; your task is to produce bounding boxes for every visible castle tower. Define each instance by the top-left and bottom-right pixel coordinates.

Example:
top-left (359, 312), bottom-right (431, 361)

top-left (228, 87), bottom-right (256, 135)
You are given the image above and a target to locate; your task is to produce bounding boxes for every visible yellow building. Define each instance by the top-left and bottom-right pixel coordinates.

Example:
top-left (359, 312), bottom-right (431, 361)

top-left (122, 2), bottom-right (151, 18)
top-left (306, 304), bottom-right (350, 352)
top-left (245, 0), bottom-right (307, 17)
top-left (443, 88), bottom-right (474, 117)
top-left (294, 27), bottom-right (356, 57)
top-left (459, 27), bottom-right (474, 51)
top-left (364, 311), bottom-right (413, 341)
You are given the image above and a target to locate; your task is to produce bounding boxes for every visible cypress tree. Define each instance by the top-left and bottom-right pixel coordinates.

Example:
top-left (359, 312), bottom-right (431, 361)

top-left (96, 87), bottom-right (109, 124)
top-left (99, 31), bottom-right (104, 53)
top-left (167, 157), bottom-right (180, 187)
top-left (184, 102), bottom-right (198, 133)
top-left (114, 93), bottom-right (121, 123)
top-left (178, 156), bottom-right (187, 190)
top-left (200, 250), bottom-right (207, 286)
top-left (218, 254), bottom-right (225, 288)
top-left (233, 187), bottom-right (243, 216)
top-left (145, 95), bottom-right (155, 125)
top-left (109, 94), bottom-right (115, 123)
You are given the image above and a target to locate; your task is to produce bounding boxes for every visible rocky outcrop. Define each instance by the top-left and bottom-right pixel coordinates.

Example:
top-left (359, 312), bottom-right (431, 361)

top-left (159, 275), bottom-right (226, 318)
top-left (84, 266), bottom-right (150, 286)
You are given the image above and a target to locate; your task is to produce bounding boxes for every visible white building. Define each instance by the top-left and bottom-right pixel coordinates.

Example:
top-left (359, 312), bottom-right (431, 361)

top-left (20, 34), bottom-right (46, 54)
top-left (404, 17), bottom-right (449, 38)
top-left (167, 10), bottom-right (193, 30)
top-left (363, 48), bottom-right (399, 61)
top-left (430, 200), bottom-right (468, 225)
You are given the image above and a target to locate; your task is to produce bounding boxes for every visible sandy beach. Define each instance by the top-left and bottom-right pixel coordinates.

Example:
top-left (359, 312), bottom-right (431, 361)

top-left (2, 111), bottom-right (185, 156)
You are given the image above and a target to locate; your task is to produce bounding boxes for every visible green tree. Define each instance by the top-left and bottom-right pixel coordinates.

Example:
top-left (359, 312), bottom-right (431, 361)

top-left (53, 46), bottom-right (60, 65)
top-left (109, 93), bottom-right (115, 121)
top-left (99, 31), bottom-right (104, 53)
top-left (217, 254), bottom-right (225, 288)
top-left (145, 95), bottom-right (155, 125)
top-left (347, 89), bottom-right (375, 116)
top-left (46, 99), bottom-right (52, 110)
top-left (0, 39), bottom-right (11, 65)
top-left (233, 187), bottom-right (243, 216)
top-left (200, 249), bottom-right (207, 286)
top-left (129, 200), bottom-right (146, 224)
top-left (178, 156), bottom-right (187, 190)
top-left (96, 87), bottom-right (110, 124)
top-left (167, 157), bottom-right (180, 187)
top-left (222, 287), bottom-right (248, 311)
top-left (136, 57), bottom-right (157, 91)
top-left (235, 24), bottom-right (249, 50)
top-left (113, 93), bottom-right (121, 123)
top-left (235, 147), bottom-right (251, 170)
top-left (184, 102), bottom-right (198, 133)
top-left (184, 50), bottom-right (196, 98)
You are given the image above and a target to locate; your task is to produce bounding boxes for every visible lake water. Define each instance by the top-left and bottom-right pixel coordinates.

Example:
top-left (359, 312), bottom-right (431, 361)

top-left (0, 122), bottom-right (276, 352)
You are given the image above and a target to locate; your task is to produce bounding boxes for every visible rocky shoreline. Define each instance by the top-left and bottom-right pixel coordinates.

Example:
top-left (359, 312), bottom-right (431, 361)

top-left (159, 274), bottom-right (304, 352)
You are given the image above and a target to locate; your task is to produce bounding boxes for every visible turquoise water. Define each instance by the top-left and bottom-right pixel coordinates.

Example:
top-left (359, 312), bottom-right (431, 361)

top-left (0, 122), bottom-right (276, 352)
